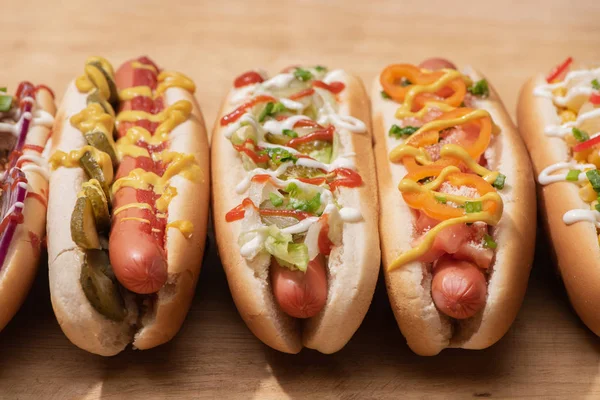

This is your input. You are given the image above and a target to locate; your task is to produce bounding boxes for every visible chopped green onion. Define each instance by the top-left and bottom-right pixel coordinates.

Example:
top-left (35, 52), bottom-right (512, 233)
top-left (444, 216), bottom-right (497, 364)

top-left (260, 147), bottom-right (298, 165)
top-left (0, 87), bottom-right (6, 92)
top-left (381, 91), bottom-right (391, 99)
top-left (566, 169), bottom-right (581, 181)
top-left (465, 201), bottom-right (483, 213)
top-left (587, 170), bottom-right (600, 192)
top-left (0, 94), bottom-right (12, 112)
top-left (483, 234), bottom-right (497, 249)
top-left (492, 173), bottom-right (506, 190)
top-left (314, 65), bottom-right (327, 73)
top-left (272, 102), bottom-right (287, 113)
top-left (282, 129), bottom-right (298, 138)
top-left (258, 102), bottom-right (286, 122)
top-left (572, 127), bottom-right (590, 143)
top-left (294, 68), bottom-right (313, 82)
top-left (389, 124), bottom-right (419, 138)
top-left (435, 196), bottom-right (447, 204)
top-left (269, 192), bottom-right (284, 207)
top-left (592, 79), bottom-right (600, 90)
top-left (467, 79), bottom-right (490, 98)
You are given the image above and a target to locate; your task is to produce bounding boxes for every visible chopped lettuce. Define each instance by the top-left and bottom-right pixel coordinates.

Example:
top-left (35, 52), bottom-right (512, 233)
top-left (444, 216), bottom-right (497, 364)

top-left (285, 182), bottom-right (322, 214)
top-left (264, 226), bottom-right (309, 271)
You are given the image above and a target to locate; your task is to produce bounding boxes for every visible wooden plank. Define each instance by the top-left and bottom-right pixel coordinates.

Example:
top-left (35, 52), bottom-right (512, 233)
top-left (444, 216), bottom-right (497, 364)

top-left (1, 0), bottom-right (600, 398)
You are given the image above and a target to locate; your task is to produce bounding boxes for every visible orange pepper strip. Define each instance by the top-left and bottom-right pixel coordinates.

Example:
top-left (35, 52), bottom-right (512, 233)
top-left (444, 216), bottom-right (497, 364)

top-left (400, 165), bottom-right (498, 221)
top-left (398, 108), bottom-right (492, 173)
top-left (380, 64), bottom-right (467, 111)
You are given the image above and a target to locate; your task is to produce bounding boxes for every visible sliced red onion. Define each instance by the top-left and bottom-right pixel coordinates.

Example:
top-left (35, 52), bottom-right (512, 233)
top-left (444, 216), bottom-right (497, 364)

top-left (0, 82), bottom-right (36, 270)
top-left (0, 168), bottom-right (28, 269)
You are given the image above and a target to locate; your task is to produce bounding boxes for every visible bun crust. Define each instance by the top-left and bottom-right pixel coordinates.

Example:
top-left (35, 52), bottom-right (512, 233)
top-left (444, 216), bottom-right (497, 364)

top-left (212, 70), bottom-right (380, 354)
top-left (517, 74), bottom-right (600, 336)
top-left (372, 66), bottom-right (536, 355)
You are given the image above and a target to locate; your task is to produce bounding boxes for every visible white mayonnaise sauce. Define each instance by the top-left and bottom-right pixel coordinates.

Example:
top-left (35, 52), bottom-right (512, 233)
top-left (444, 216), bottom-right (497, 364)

top-left (225, 67), bottom-right (365, 262)
top-left (538, 162), bottom-right (596, 185)
top-left (534, 66), bottom-right (600, 228)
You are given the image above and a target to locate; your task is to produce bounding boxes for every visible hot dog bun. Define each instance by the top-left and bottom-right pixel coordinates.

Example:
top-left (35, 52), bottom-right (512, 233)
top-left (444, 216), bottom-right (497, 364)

top-left (372, 65), bottom-right (536, 356)
top-left (212, 69), bottom-right (380, 354)
top-left (47, 61), bottom-right (209, 356)
top-left (0, 87), bottom-right (55, 331)
top-left (517, 72), bottom-right (600, 336)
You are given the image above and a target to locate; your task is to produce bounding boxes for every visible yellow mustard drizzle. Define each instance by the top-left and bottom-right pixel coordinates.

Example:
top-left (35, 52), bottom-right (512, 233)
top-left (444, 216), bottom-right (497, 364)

top-left (75, 56), bottom-right (115, 98)
top-left (120, 217), bottom-right (151, 224)
top-left (166, 220), bottom-right (194, 238)
top-left (394, 69), bottom-right (463, 119)
top-left (70, 103), bottom-right (116, 143)
top-left (131, 61), bottom-right (158, 72)
top-left (119, 86), bottom-right (153, 101)
top-left (156, 71), bottom-right (196, 96)
top-left (387, 68), bottom-right (504, 271)
top-left (113, 202), bottom-right (154, 216)
top-left (388, 166), bottom-right (503, 270)
top-left (156, 186), bottom-right (178, 213)
top-left (111, 152), bottom-right (200, 207)
top-left (49, 146), bottom-right (113, 183)
top-left (117, 144), bottom-right (150, 159)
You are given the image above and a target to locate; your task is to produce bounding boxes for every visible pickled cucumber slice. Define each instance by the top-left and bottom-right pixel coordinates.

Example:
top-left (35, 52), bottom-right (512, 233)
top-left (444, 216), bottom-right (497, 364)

top-left (88, 61), bottom-right (119, 106)
top-left (85, 131), bottom-right (117, 166)
top-left (81, 179), bottom-right (110, 232)
top-left (79, 151), bottom-right (110, 199)
top-left (264, 132), bottom-right (291, 146)
top-left (80, 249), bottom-right (126, 322)
top-left (71, 196), bottom-right (101, 249)
top-left (86, 89), bottom-right (115, 117)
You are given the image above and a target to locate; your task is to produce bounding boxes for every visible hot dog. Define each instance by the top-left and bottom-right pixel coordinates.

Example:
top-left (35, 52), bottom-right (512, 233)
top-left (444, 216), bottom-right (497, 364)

top-left (0, 82), bottom-right (55, 331)
top-left (517, 58), bottom-right (600, 335)
top-left (212, 66), bottom-right (380, 353)
top-left (372, 58), bottom-right (536, 355)
top-left (46, 56), bottom-right (209, 356)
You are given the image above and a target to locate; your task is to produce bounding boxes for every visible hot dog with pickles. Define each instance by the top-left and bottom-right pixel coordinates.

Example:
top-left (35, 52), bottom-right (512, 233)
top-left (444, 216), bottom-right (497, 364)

top-left (212, 66), bottom-right (380, 354)
top-left (372, 59), bottom-right (535, 355)
top-left (47, 56), bottom-right (209, 356)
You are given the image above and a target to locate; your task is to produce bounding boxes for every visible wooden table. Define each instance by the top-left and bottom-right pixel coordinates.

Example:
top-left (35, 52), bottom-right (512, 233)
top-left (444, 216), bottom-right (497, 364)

top-left (2, 1), bottom-right (600, 398)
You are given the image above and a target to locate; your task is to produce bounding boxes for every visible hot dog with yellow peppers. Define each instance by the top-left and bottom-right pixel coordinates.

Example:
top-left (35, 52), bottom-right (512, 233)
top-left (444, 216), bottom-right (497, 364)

top-left (47, 56), bottom-right (209, 356)
top-left (372, 58), bottom-right (535, 356)
top-left (518, 58), bottom-right (600, 336)
top-left (212, 66), bottom-right (380, 353)
top-left (0, 82), bottom-right (55, 331)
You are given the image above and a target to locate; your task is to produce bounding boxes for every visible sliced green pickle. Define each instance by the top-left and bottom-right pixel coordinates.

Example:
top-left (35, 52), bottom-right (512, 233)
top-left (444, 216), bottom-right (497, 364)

top-left (264, 132), bottom-right (291, 146)
top-left (86, 89), bottom-right (115, 116)
top-left (84, 130), bottom-right (117, 166)
top-left (79, 151), bottom-right (110, 199)
top-left (71, 196), bottom-right (101, 249)
top-left (80, 249), bottom-right (127, 322)
top-left (88, 61), bottom-right (119, 106)
top-left (280, 165), bottom-right (325, 180)
top-left (81, 179), bottom-right (110, 232)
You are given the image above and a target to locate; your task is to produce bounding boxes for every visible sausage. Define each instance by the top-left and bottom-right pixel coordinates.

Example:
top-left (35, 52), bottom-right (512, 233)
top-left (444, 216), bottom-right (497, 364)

top-left (108, 58), bottom-right (168, 294)
top-left (431, 255), bottom-right (487, 319)
top-left (270, 255), bottom-right (328, 319)
top-left (418, 58), bottom-right (457, 71)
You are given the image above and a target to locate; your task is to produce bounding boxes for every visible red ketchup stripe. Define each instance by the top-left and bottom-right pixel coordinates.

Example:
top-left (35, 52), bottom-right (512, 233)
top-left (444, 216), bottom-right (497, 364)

top-left (220, 95), bottom-right (277, 126)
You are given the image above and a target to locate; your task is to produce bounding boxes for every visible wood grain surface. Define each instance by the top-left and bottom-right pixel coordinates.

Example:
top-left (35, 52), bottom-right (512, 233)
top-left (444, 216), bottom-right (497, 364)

top-left (1, 0), bottom-right (600, 399)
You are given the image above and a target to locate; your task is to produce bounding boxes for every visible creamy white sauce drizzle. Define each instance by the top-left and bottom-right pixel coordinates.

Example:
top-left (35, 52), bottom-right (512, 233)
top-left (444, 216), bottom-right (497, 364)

top-left (538, 162), bottom-right (596, 185)
top-left (534, 67), bottom-right (600, 227)
top-left (226, 68), bottom-right (365, 261)
top-left (563, 209), bottom-right (600, 228)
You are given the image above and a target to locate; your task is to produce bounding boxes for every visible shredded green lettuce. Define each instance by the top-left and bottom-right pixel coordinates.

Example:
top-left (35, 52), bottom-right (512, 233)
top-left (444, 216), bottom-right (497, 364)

top-left (264, 226), bottom-right (309, 271)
